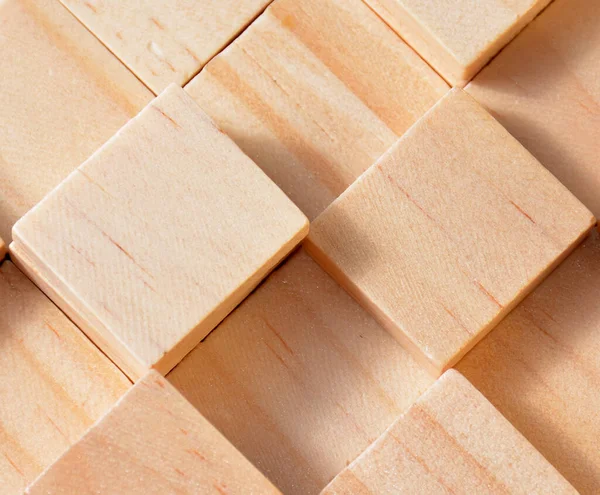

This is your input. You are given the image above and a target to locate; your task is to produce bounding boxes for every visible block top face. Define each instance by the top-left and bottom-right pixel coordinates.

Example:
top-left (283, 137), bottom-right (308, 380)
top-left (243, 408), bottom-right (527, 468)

top-left (185, 0), bottom-right (448, 221)
top-left (466, 0), bottom-right (600, 219)
top-left (26, 371), bottom-right (281, 494)
top-left (0, 0), bottom-right (153, 243)
top-left (0, 261), bottom-right (129, 493)
top-left (306, 88), bottom-right (594, 374)
top-left (322, 370), bottom-right (576, 494)
top-left (363, 0), bottom-right (551, 84)
top-left (12, 84), bottom-right (308, 380)
top-left (59, 0), bottom-right (271, 93)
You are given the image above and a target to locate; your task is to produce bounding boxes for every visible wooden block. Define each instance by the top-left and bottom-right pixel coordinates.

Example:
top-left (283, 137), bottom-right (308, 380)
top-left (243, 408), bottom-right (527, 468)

top-left (26, 371), bottom-right (280, 494)
top-left (11, 84), bottom-right (308, 380)
top-left (306, 88), bottom-right (595, 376)
top-left (363, 0), bottom-right (551, 85)
top-left (322, 370), bottom-right (576, 494)
top-left (168, 249), bottom-right (434, 495)
top-left (466, 0), bottom-right (600, 219)
top-left (0, 0), bottom-right (152, 243)
top-left (0, 261), bottom-right (130, 494)
top-left (457, 230), bottom-right (600, 493)
top-left (58, 0), bottom-right (271, 94)
top-left (185, 0), bottom-right (448, 221)
top-left (0, 236), bottom-right (5, 261)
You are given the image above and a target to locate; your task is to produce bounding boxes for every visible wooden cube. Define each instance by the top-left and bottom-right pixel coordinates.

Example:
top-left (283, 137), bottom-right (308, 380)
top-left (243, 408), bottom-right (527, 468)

top-left (322, 370), bottom-right (576, 494)
top-left (0, 261), bottom-right (130, 494)
top-left (363, 0), bottom-right (551, 85)
top-left (0, 0), bottom-right (152, 243)
top-left (466, 0), bottom-right (600, 219)
top-left (168, 250), bottom-right (434, 495)
top-left (185, 0), bottom-right (448, 221)
top-left (458, 230), bottom-right (600, 493)
top-left (58, 0), bottom-right (272, 94)
top-left (26, 371), bottom-right (280, 494)
top-left (306, 89), bottom-right (595, 375)
top-left (11, 85), bottom-right (308, 380)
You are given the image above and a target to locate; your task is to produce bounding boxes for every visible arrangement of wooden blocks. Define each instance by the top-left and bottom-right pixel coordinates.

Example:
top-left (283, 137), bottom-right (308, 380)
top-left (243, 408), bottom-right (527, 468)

top-left (1, 0), bottom-right (599, 493)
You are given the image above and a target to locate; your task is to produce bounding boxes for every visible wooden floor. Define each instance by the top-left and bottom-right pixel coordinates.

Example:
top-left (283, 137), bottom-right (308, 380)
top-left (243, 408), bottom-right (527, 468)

top-left (1, 0), bottom-right (599, 493)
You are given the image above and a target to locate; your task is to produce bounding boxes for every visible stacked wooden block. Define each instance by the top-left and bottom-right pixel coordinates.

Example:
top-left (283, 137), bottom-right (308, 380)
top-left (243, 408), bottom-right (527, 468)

top-left (1, 0), bottom-right (598, 493)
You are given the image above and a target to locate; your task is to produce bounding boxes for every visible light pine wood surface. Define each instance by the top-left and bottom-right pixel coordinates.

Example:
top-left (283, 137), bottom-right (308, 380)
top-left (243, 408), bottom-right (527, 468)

top-left (26, 371), bottom-right (280, 495)
top-left (168, 249), bottom-right (434, 495)
top-left (322, 370), bottom-right (576, 494)
top-left (185, 0), bottom-right (448, 221)
top-left (11, 84), bottom-right (308, 380)
top-left (306, 88), bottom-right (595, 376)
top-left (458, 230), bottom-right (600, 494)
top-left (59, 0), bottom-right (271, 94)
top-left (0, 0), bottom-right (152, 244)
top-left (0, 261), bottom-right (130, 495)
top-left (466, 0), bottom-right (600, 219)
top-left (363, 0), bottom-right (551, 85)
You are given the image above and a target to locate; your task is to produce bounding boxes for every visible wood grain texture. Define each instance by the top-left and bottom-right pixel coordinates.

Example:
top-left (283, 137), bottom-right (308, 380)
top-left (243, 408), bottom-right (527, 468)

top-left (11, 84), bottom-right (308, 380)
top-left (466, 0), bottom-right (600, 219)
top-left (59, 0), bottom-right (271, 94)
top-left (363, 0), bottom-right (551, 85)
top-left (0, 0), bottom-right (152, 244)
top-left (306, 88), bottom-right (595, 375)
top-left (185, 0), bottom-right (448, 221)
top-left (168, 249), bottom-right (434, 495)
top-left (26, 371), bottom-right (280, 495)
top-left (322, 370), bottom-right (576, 494)
top-left (457, 230), bottom-right (600, 494)
top-left (0, 261), bottom-right (130, 494)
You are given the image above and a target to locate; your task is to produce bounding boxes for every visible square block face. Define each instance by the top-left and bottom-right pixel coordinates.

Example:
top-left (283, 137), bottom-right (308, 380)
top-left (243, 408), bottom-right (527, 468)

top-left (363, 0), bottom-right (551, 85)
top-left (168, 250), bottom-right (434, 495)
top-left (322, 370), bottom-right (576, 494)
top-left (59, 0), bottom-right (271, 94)
top-left (0, 0), bottom-right (152, 244)
top-left (306, 89), bottom-right (595, 375)
top-left (26, 371), bottom-right (281, 494)
top-left (185, 0), bottom-right (448, 221)
top-left (0, 261), bottom-right (130, 494)
top-left (12, 85), bottom-right (308, 380)
top-left (467, 0), bottom-right (600, 219)
top-left (458, 231), bottom-right (600, 493)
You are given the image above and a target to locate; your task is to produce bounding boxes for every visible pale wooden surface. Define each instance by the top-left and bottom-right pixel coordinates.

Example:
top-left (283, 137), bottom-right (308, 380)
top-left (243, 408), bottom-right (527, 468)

top-left (306, 88), bottom-right (595, 375)
top-left (185, 0), bottom-right (448, 221)
top-left (168, 249), bottom-right (434, 495)
top-left (26, 371), bottom-right (280, 494)
top-left (0, 0), bottom-right (152, 244)
top-left (363, 0), bottom-right (551, 85)
top-left (458, 230), bottom-right (600, 494)
top-left (466, 0), bottom-right (600, 219)
top-left (11, 84), bottom-right (308, 380)
top-left (322, 370), bottom-right (576, 494)
top-left (0, 261), bottom-right (130, 495)
top-left (59, 0), bottom-right (271, 94)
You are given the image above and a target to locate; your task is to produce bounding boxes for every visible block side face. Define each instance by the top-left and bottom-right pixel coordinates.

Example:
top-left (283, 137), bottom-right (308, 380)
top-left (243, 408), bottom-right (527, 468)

top-left (466, 0), bottom-right (600, 219)
top-left (59, 0), bottom-right (272, 93)
top-left (0, 261), bottom-right (130, 493)
top-left (457, 231), bottom-right (600, 493)
top-left (26, 371), bottom-right (280, 494)
top-left (185, 0), bottom-right (448, 220)
top-left (0, 0), bottom-right (152, 243)
top-left (13, 84), bottom-right (307, 375)
top-left (168, 249), bottom-right (435, 495)
top-left (308, 89), bottom-right (594, 372)
top-left (324, 370), bottom-right (576, 494)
